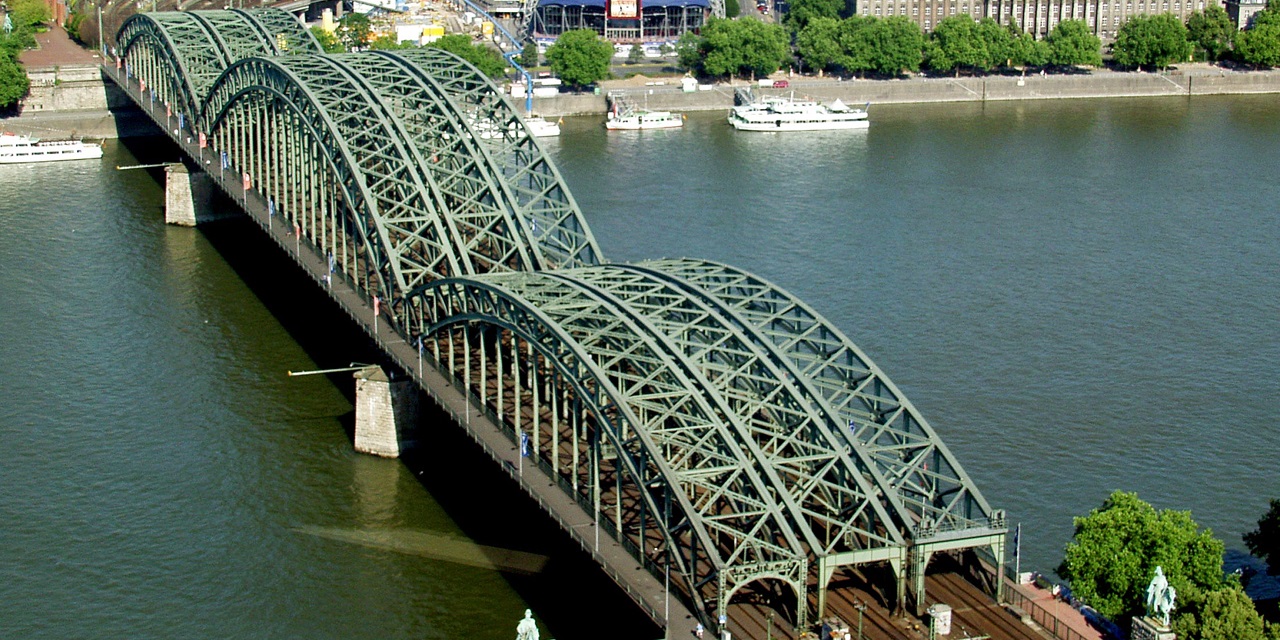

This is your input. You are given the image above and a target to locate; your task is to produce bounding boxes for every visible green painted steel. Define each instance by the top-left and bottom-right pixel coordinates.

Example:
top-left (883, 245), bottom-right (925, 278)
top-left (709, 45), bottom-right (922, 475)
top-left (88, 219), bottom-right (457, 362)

top-left (113, 10), bottom-right (1004, 629)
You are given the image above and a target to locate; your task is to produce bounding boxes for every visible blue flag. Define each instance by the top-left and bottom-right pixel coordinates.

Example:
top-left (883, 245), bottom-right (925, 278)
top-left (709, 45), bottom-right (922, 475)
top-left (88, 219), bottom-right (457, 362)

top-left (177, 113), bottom-right (184, 130)
top-left (520, 432), bottom-right (529, 457)
top-left (268, 199), bottom-right (275, 217)
top-left (220, 151), bottom-right (229, 170)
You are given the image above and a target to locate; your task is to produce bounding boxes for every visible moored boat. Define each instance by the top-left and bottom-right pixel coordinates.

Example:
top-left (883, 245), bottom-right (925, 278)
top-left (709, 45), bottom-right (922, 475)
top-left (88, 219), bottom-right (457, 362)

top-left (728, 96), bottom-right (869, 132)
top-left (525, 115), bottom-right (562, 137)
top-left (605, 108), bottom-right (684, 131)
top-left (0, 133), bottom-right (104, 164)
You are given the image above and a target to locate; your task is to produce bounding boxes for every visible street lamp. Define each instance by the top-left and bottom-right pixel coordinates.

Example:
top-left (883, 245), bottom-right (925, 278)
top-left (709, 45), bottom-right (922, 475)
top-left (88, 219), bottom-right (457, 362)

top-left (853, 600), bottom-right (866, 640)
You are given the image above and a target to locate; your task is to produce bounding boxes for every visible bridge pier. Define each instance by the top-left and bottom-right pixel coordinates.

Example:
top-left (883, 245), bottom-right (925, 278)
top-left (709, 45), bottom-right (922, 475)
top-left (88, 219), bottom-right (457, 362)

top-left (354, 366), bottom-right (420, 458)
top-left (164, 163), bottom-right (234, 226)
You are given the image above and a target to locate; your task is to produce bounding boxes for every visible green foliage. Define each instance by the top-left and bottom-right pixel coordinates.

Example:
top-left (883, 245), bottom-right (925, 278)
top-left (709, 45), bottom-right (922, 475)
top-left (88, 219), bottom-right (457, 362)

top-left (725, 0), bottom-right (740, 17)
top-left (1245, 499), bottom-right (1280, 574)
top-left (976, 17), bottom-right (1013, 68)
top-left (675, 30), bottom-right (704, 72)
top-left (1046, 19), bottom-right (1103, 67)
top-left (1235, 19), bottom-right (1280, 67)
top-left (428, 34), bottom-right (508, 77)
top-left (520, 40), bottom-right (539, 68)
top-left (1057, 491), bottom-right (1226, 627)
top-left (336, 13), bottom-right (372, 50)
top-left (1191, 585), bottom-right (1275, 640)
top-left (310, 26), bottom-right (345, 53)
top-left (862, 16), bottom-right (924, 76)
top-left (1187, 5), bottom-right (1233, 61)
top-left (545, 29), bottom-right (613, 87)
top-left (0, 53), bottom-right (30, 110)
top-left (1113, 14), bottom-right (1192, 69)
top-left (64, 11), bottom-right (90, 46)
top-left (10, 0), bottom-right (52, 29)
top-left (835, 14), bottom-right (873, 73)
top-left (0, 22), bottom-right (37, 53)
top-left (926, 16), bottom-right (1007, 74)
top-left (700, 17), bottom-right (791, 79)
top-left (627, 43), bottom-right (644, 64)
top-left (784, 0), bottom-right (843, 31)
top-left (797, 16), bottom-right (843, 72)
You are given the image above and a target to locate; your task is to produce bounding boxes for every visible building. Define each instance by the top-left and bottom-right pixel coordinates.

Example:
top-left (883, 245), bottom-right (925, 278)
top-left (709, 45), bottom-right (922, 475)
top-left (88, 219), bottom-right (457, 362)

top-left (1225, 0), bottom-right (1267, 28)
top-left (531, 0), bottom-right (711, 41)
top-left (854, 0), bottom-right (1224, 39)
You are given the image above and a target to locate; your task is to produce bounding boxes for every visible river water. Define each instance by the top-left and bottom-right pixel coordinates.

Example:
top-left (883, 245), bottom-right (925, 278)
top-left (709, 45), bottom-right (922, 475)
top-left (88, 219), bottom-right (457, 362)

top-left (2, 94), bottom-right (1278, 637)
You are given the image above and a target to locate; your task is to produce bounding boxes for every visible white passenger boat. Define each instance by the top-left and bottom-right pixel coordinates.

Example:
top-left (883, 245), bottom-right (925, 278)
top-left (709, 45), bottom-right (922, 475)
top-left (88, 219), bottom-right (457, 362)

top-left (0, 133), bottom-right (104, 164)
top-left (605, 108), bottom-right (684, 131)
top-left (728, 96), bottom-right (869, 132)
top-left (524, 116), bottom-right (562, 137)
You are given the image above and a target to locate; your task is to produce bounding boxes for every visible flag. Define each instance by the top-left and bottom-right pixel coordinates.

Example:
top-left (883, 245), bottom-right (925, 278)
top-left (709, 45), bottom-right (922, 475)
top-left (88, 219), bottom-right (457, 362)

top-left (373, 296), bottom-right (380, 316)
top-left (327, 252), bottom-right (335, 273)
top-left (241, 172), bottom-right (251, 191)
top-left (177, 113), bottom-right (184, 130)
top-left (198, 132), bottom-right (207, 149)
top-left (115, 57), bottom-right (122, 70)
top-left (267, 198), bottom-right (275, 216)
top-left (124, 62), bottom-right (131, 78)
top-left (293, 221), bottom-right (300, 237)
top-left (418, 337), bottom-right (424, 356)
top-left (165, 102), bottom-right (171, 118)
top-left (1013, 523), bottom-right (1021, 558)
top-left (139, 78), bottom-right (146, 93)
top-left (220, 151), bottom-right (230, 170)
top-left (520, 432), bottom-right (529, 457)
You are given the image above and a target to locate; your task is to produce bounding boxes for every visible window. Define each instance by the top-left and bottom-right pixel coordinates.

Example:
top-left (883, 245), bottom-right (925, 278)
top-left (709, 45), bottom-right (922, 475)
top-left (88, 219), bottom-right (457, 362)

top-left (925, 18), bottom-right (932, 26)
top-left (913, 7), bottom-right (919, 14)
top-left (950, 5), bottom-right (956, 13)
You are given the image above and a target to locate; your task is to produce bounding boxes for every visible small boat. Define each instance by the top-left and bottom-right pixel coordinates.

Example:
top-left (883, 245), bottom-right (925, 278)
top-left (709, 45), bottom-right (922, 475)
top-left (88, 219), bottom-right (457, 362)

top-left (524, 115), bottom-right (562, 137)
top-left (0, 132), bottom-right (104, 164)
top-left (605, 108), bottom-right (684, 131)
top-left (728, 96), bottom-right (869, 132)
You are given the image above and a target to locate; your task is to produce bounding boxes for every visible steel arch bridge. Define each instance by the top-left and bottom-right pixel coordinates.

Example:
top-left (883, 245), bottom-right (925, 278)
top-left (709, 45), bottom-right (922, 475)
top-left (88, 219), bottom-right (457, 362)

top-left (112, 9), bottom-right (1005, 631)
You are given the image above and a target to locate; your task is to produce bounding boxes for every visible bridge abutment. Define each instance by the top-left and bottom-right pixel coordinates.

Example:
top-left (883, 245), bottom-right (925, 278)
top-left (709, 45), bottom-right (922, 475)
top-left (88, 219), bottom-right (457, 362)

top-left (354, 366), bottom-right (419, 458)
top-left (165, 163), bottom-right (233, 226)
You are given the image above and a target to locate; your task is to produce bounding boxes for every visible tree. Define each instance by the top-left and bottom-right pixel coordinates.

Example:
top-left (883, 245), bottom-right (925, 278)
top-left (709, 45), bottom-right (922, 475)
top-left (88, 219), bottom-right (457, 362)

top-left (520, 40), bottom-right (539, 68)
top-left (1190, 585), bottom-right (1278, 640)
top-left (1057, 491), bottom-right (1226, 628)
top-left (1187, 5), bottom-right (1233, 61)
top-left (1046, 19), bottom-right (1102, 67)
top-left (797, 16), bottom-right (843, 73)
top-left (0, 53), bottom-right (30, 111)
top-left (835, 15), bottom-right (874, 74)
top-left (784, 0), bottom-right (843, 31)
top-left (428, 34), bottom-right (507, 78)
top-left (1245, 499), bottom-right (1280, 574)
top-left (336, 13), bottom-right (372, 51)
top-left (1006, 16), bottom-right (1050, 67)
top-left (926, 16), bottom-right (987, 75)
top-left (545, 29), bottom-right (613, 88)
top-left (725, 0), bottom-right (740, 17)
top-left (370, 33), bottom-right (411, 50)
top-left (700, 18), bottom-right (791, 79)
top-left (627, 43), bottom-right (645, 64)
top-left (861, 16), bottom-right (924, 76)
top-left (1235, 18), bottom-right (1280, 67)
top-left (10, 0), bottom-right (52, 30)
top-left (975, 17), bottom-right (1014, 70)
top-left (1113, 14), bottom-right (1192, 70)
top-left (310, 26), bottom-right (345, 53)
top-left (675, 30), bottom-right (704, 73)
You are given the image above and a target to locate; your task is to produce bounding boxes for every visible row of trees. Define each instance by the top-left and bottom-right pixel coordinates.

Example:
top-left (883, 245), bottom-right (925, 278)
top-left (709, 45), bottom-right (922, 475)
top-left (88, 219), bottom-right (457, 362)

top-left (307, 18), bottom-right (508, 77)
top-left (1, 0), bottom-right (53, 110)
top-left (1058, 491), bottom-right (1280, 640)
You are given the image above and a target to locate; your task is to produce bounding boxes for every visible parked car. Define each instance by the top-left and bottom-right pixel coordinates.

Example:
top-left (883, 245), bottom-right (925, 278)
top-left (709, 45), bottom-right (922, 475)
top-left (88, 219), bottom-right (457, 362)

top-left (772, 80), bottom-right (789, 88)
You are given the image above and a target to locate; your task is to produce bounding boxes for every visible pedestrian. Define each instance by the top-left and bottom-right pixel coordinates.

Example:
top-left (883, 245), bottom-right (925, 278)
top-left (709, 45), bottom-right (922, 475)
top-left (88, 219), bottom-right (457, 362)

top-left (695, 622), bottom-right (704, 638)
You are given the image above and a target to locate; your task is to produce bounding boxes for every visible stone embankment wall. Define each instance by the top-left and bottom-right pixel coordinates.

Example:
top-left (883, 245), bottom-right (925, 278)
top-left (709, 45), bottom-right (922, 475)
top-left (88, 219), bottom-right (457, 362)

top-left (536, 67), bottom-right (1280, 117)
top-left (3, 64), bottom-right (157, 139)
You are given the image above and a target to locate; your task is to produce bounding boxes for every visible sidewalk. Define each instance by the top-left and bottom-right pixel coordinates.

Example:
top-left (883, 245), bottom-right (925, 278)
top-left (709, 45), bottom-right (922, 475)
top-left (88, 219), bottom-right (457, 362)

top-left (18, 25), bottom-right (102, 69)
top-left (1006, 579), bottom-right (1106, 640)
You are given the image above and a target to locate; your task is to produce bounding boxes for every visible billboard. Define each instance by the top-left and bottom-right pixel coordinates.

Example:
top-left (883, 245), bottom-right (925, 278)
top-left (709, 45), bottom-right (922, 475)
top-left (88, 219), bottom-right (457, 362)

top-left (608, 0), bottom-right (641, 19)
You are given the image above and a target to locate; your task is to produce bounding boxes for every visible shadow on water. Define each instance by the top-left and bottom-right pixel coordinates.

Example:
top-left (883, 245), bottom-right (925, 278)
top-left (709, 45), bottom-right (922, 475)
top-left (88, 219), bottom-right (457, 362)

top-left (132, 135), bottom-right (662, 639)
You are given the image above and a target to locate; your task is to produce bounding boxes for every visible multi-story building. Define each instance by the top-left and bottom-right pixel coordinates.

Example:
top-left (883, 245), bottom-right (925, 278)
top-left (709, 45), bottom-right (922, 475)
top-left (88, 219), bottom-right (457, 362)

top-left (854, 0), bottom-right (1223, 39)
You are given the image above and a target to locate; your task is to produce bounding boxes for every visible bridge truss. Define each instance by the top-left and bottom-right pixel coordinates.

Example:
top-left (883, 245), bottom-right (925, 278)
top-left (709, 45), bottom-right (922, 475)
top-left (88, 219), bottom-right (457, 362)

top-left (111, 9), bottom-right (1006, 632)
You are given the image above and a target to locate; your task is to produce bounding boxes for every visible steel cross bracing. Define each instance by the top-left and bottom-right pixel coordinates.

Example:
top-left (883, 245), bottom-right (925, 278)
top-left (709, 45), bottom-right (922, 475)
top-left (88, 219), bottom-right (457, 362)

top-left (415, 273), bottom-right (810, 623)
top-left (116, 9), bottom-right (319, 120)
top-left (640, 258), bottom-right (1004, 539)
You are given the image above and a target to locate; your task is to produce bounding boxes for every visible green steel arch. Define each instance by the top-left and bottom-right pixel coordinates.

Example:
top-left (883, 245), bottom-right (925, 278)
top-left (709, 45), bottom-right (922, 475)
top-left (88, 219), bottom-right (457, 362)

top-left (414, 272), bottom-right (811, 625)
top-left (199, 50), bottom-right (601, 324)
top-left (116, 8), bottom-right (319, 119)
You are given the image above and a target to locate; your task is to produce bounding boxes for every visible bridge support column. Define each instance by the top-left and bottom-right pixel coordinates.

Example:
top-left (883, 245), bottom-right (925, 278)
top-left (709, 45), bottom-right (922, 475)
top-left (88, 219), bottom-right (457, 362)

top-left (354, 366), bottom-right (419, 458)
top-left (164, 163), bottom-right (230, 226)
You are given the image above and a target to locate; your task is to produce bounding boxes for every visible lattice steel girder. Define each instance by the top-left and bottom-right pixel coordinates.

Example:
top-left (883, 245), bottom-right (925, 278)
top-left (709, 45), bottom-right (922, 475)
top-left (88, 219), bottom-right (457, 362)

top-left (393, 48), bottom-right (602, 271)
top-left (116, 9), bottom-right (319, 119)
top-left (641, 259), bottom-right (1002, 540)
top-left (549, 265), bottom-right (907, 560)
top-left (413, 274), bottom-right (810, 600)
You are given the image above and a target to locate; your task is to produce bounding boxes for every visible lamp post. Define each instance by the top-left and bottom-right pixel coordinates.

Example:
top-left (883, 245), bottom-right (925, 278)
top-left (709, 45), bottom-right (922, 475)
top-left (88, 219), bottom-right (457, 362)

top-left (854, 600), bottom-right (866, 640)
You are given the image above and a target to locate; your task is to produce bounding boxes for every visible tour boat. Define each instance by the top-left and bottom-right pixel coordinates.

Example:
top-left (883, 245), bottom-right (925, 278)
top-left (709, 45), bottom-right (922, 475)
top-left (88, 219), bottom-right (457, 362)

top-left (605, 108), bottom-right (684, 131)
top-left (0, 133), bottom-right (104, 164)
top-left (728, 96), bottom-right (869, 132)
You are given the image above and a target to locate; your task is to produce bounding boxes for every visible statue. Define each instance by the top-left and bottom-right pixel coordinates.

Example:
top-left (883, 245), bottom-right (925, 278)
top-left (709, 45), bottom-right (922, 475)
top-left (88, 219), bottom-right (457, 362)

top-left (516, 609), bottom-right (539, 640)
top-left (1145, 566), bottom-right (1177, 627)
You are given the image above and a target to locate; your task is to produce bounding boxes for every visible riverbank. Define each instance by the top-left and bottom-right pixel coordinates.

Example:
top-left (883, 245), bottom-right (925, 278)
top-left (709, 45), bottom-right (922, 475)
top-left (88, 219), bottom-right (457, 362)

top-left (532, 63), bottom-right (1280, 116)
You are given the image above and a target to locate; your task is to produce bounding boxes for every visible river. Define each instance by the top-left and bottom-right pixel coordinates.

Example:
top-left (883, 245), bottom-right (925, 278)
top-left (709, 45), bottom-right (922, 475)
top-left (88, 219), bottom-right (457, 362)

top-left (2, 94), bottom-right (1278, 638)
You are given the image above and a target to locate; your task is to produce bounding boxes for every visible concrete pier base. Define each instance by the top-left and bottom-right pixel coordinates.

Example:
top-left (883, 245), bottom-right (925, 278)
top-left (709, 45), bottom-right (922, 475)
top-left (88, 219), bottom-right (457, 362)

top-left (164, 163), bottom-right (222, 226)
top-left (354, 366), bottom-right (419, 458)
